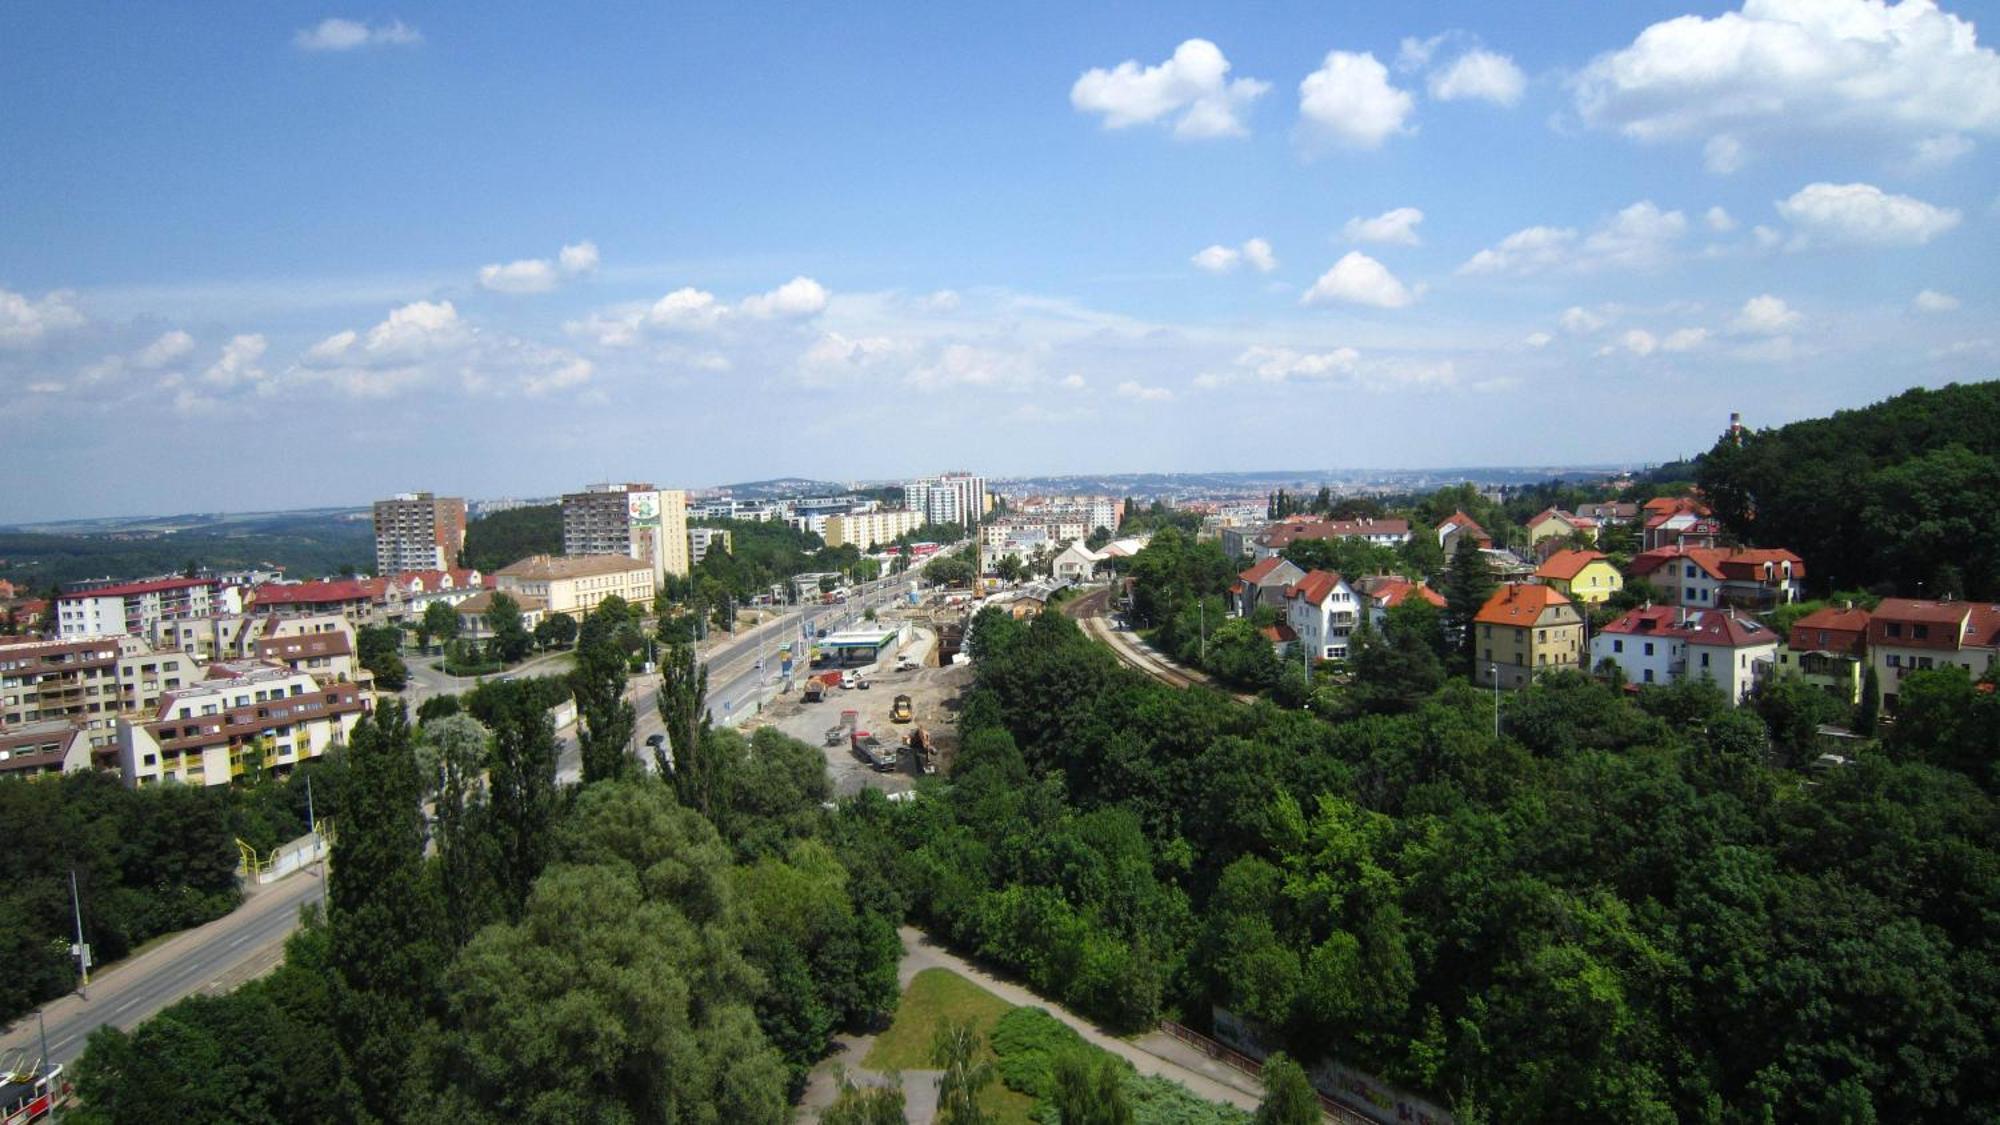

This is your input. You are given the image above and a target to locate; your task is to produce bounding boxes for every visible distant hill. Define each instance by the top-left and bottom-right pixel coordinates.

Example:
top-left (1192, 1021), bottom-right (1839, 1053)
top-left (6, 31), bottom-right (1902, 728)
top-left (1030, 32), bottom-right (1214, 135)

top-left (0, 509), bottom-right (374, 591)
top-left (1696, 380), bottom-right (2000, 599)
top-left (712, 478), bottom-right (853, 499)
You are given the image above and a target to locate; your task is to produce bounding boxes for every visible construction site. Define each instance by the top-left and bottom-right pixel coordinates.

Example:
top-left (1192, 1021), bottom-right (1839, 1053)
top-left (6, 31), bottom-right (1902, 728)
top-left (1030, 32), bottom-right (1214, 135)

top-left (745, 594), bottom-right (976, 798)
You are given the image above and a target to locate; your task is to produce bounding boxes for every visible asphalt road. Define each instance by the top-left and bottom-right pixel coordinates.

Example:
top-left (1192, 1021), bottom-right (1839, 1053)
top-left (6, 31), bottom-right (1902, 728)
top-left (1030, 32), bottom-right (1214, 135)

top-left (1, 865), bottom-right (326, 1069)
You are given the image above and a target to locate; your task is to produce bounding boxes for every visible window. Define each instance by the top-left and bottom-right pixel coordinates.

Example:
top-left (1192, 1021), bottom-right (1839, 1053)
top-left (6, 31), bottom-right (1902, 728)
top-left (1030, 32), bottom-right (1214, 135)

top-left (1700, 652), bottom-right (1710, 668)
top-left (1613, 639), bottom-right (1624, 653)
top-left (1913, 624), bottom-right (1930, 640)
top-left (1538, 629), bottom-right (1547, 642)
top-left (1685, 564), bottom-right (1696, 578)
top-left (1886, 623), bottom-right (1903, 638)
top-left (1888, 654), bottom-right (1901, 667)
top-left (1644, 642), bottom-right (1654, 656)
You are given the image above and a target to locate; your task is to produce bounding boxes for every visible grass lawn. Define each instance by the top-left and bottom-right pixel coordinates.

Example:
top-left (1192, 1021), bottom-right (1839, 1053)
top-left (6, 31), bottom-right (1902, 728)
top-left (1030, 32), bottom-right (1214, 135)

top-left (864, 968), bottom-right (1037, 1123)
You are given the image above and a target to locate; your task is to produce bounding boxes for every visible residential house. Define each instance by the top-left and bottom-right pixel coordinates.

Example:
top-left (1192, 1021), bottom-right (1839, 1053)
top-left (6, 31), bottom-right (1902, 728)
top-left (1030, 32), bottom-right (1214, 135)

top-left (0, 719), bottom-right (91, 778)
top-left (1577, 501), bottom-right (1639, 525)
top-left (1474, 584), bottom-right (1584, 690)
top-left (1867, 599), bottom-right (2000, 711)
top-left (1480, 548), bottom-right (1537, 581)
top-left (1232, 557), bottom-right (1306, 618)
top-left (254, 631), bottom-right (360, 684)
top-left (1051, 541), bottom-right (1105, 584)
top-left (1590, 606), bottom-right (1685, 688)
top-left (455, 590), bottom-right (550, 639)
top-left (1243, 517), bottom-right (1412, 561)
top-left (1354, 575), bottom-right (1445, 631)
top-left (1524, 508), bottom-right (1598, 550)
top-left (1284, 570), bottom-right (1361, 662)
top-left (1628, 546), bottom-right (1804, 611)
top-left (118, 662), bottom-right (367, 787)
top-left (1641, 497), bottom-right (1721, 551)
top-left (1434, 511), bottom-right (1493, 555)
top-left (1591, 606), bottom-right (1778, 702)
top-left (1534, 549), bottom-right (1624, 605)
top-left (1773, 604), bottom-right (1871, 704)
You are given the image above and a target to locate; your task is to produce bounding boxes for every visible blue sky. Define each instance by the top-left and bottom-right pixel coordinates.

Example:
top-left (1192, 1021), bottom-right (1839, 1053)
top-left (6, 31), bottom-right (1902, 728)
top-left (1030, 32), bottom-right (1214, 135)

top-left (3, 1), bottom-right (1997, 520)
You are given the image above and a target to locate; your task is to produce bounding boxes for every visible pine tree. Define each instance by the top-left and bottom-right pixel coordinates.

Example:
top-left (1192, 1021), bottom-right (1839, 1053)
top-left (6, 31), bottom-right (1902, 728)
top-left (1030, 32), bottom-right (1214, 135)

top-left (1856, 664), bottom-right (1881, 736)
top-left (572, 608), bottom-right (636, 784)
top-left (657, 641), bottom-right (717, 817)
top-left (1442, 535), bottom-right (1497, 675)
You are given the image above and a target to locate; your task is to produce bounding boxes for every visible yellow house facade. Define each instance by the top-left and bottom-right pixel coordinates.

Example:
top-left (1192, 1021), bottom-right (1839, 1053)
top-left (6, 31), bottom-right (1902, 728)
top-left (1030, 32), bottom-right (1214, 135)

top-left (1533, 549), bottom-right (1624, 605)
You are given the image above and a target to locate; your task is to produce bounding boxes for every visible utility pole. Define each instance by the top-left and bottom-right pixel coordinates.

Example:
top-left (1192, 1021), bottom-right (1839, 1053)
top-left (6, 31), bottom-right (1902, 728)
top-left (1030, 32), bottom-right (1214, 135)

top-left (1492, 663), bottom-right (1501, 739)
top-left (69, 868), bottom-right (90, 998)
top-left (1199, 599), bottom-right (1206, 664)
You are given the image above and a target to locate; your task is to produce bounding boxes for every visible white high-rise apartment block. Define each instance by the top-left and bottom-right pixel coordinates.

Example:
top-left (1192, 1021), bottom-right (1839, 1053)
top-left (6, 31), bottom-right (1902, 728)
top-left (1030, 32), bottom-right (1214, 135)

top-left (561, 483), bottom-right (689, 586)
top-left (904, 472), bottom-right (988, 528)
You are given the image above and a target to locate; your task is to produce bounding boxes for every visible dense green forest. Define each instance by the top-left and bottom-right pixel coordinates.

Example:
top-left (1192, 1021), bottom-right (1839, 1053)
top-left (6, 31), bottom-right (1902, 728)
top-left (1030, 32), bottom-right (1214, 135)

top-left (0, 511), bottom-right (373, 591)
top-left (879, 608), bottom-right (1998, 1123)
top-left (0, 764), bottom-right (340, 1024)
top-left (458, 504), bottom-right (562, 572)
top-left (1697, 380), bottom-right (2000, 598)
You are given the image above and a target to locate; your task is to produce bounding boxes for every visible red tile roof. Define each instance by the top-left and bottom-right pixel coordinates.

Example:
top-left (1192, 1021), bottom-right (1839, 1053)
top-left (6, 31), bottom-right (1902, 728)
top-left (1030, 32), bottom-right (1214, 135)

top-left (1627, 546), bottom-right (1803, 583)
top-left (1258, 518), bottom-right (1411, 547)
top-left (1870, 599), bottom-right (2000, 650)
top-left (1535, 549), bottom-right (1611, 582)
top-left (1527, 508), bottom-right (1596, 531)
top-left (1285, 569), bottom-right (1345, 606)
top-left (1238, 557), bottom-right (1289, 585)
top-left (251, 579), bottom-right (383, 606)
top-left (1788, 606), bottom-right (1871, 656)
top-left (1599, 606), bottom-right (1775, 648)
top-left (1259, 624), bottom-right (1298, 643)
top-left (57, 576), bottom-right (216, 601)
top-left (1474, 583), bottom-right (1573, 628)
top-left (1368, 577), bottom-right (1445, 609)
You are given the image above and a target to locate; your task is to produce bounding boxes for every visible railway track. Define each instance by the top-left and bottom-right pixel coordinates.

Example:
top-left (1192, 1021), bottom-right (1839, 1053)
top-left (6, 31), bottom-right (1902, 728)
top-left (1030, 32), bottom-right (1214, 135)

top-left (1066, 586), bottom-right (1255, 701)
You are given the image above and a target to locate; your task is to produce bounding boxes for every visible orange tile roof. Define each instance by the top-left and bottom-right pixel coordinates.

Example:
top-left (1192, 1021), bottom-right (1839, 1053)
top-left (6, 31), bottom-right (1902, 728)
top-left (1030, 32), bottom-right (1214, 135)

top-left (1474, 583), bottom-right (1573, 628)
top-left (1534, 549), bottom-right (1610, 582)
top-left (1368, 577), bottom-right (1445, 609)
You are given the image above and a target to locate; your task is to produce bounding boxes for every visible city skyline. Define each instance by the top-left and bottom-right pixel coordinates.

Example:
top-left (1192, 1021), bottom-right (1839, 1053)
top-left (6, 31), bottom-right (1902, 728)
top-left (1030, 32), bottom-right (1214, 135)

top-left (4, 1), bottom-right (1997, 521)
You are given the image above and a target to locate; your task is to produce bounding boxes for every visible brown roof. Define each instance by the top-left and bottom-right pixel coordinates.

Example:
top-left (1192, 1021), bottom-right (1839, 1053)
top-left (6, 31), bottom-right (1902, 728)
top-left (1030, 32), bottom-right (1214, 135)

top-left (1535, 549), bottom-right (1611, 582)
top-left (1366, 577), bottom-right (1445, 609)
top-left (254, 633), bottom-right (353, 661)
top-left (1788, 606), bottom-right (1871, 656)
top-left (1258, 518), bottom-right (1411, 548)
top-left (1474, 583), bottom-right (1574, 628)
top-left (495, 554), bottom-right (652, 581)
top-left (455, 590), bottom-right (549, 616)
top-left (1683, 610), bottom-right (1775, 648)
top-left (1258, 624), bottom-right (1298, 643)
top-left (252, 579), bottom-right (383, 606)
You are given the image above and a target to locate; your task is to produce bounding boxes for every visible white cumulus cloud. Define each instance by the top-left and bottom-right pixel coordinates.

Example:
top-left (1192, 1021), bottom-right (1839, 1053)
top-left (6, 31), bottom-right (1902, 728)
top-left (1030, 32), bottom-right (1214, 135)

top-left (1461, 200), bottom-right (1688, 276)
top-left (1298, 51), bottom-right (1415, 150)
top-left (1115, 379), bottom-right (1174, 401)
top-left (1237, 345), bottom-right (1362, 382)
top-left (1662, 327), bottom-right (1710, 352)
top-left (1071, 39), bottom-right (1270, 139)
top-left (1560, 306), bottom-right (1608, 334)
top-left (480, 240), bottom-right (601, 293)
top-left (1732, 294), bottom-right (1803, 335)
top-left (1704, 206), bottom-right (1737, 233)
top-left (1428, 49), bottom-right (1525, 106)
top-left (1301, 252), bottom-right (1416, 309)
top-left (1524, 331), bottom-right (1553, 348)
top-left (1193, 238), bottom-right (1277, 273)
top-left (294, 18), bottom-right (422, 51)
top-left (0, 288), bottom-right (85, 348)
top-left (1574, 0), bottom-right (2000, 168)
top-left (202, 334), bottom-right (269, 388)
top-left (134, 329), bottom-right (194, 369)
top-left (1342, 207), bottom-right (1424, 246)
top-left (739, 276), bottom-right (829, 318)
top-left (1776, 181), bottom-right (1961, 246)
top-left (1913, 288), bottom-right (1961, 312)
top-left (1192, 245), bottom-right (1241, 273)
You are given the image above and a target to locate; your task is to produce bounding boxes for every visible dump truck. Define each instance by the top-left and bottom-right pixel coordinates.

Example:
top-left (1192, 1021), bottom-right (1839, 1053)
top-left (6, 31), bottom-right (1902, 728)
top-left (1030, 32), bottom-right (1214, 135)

top-left (851, 729), bottom-right (895, 771)
top-left (825, 709), bottom-right (859, 747)
top-left (904, 726), bottom-right (938, 775)
top-left (802, 679), bottom-right (826, 703)
top-left (890, 694), bottom-right (913, 723)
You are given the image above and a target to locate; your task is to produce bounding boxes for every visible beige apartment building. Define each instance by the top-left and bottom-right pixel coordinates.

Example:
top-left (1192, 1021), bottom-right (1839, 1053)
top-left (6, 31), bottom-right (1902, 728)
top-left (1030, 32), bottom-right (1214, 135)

top-left (824, 509), bottom-right (925, 551)
top-left (1475, 583), bottom-right (1585, 690)
top-left (494, 554), bottom-right (657, 618)
top-left (118, 662), bottom-right (367, 787)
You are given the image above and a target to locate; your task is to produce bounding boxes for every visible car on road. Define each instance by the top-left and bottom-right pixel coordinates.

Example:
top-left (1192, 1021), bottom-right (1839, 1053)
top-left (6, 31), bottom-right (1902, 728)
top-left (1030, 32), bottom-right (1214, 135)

top-left (895, 655), bottom-right (919, 672)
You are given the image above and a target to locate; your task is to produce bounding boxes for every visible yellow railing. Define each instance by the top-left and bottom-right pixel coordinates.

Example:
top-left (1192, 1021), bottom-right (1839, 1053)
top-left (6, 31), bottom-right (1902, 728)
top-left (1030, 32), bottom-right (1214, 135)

top-left (236, 820), bottom-right (334, 879)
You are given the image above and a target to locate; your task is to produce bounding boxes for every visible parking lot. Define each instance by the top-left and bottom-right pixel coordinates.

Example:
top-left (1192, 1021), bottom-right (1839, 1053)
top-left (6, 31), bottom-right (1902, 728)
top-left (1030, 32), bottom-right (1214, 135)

top-left (750, 624), bottom-right (974, 798)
